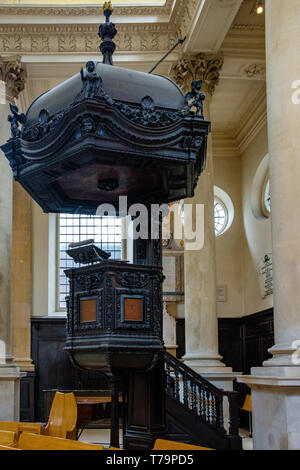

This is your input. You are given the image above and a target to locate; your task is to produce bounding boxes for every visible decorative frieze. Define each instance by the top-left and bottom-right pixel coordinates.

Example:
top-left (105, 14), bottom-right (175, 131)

top-left (170, 54), bottom-right (224, 94)
top-left (0, 24), bottom-right (178, 54)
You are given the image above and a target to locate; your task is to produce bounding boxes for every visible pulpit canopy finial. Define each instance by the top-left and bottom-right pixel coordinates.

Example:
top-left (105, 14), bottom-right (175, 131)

top-left (99, 1), bottom-right (117, 65)
top-left (103, 1), bottom-right (114, 20)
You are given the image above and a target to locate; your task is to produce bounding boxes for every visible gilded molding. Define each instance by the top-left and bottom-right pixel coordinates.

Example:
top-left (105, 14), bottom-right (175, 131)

top-left (0, 55), bottom-right (26, 101)
top-left (170, 54), bottom-right (224, 95)
top-left (0, 0), bottom-right (174, 17)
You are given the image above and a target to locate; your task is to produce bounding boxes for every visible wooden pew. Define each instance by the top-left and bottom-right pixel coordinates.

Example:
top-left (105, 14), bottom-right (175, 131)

top-left (0, 421), bottom-right (42, 435)
top-left (42, 392), bottom-right (77, 439)
top-left (15, 433), bottom-right (105, 450)
top-left (0, 392), bottom-right (77, 440)
top-left (0, 430), bottom-right (16, 446)
top-left (0, 445), bottom-right (20, 450)
top-left (153, 439), bottom-right (213, 450)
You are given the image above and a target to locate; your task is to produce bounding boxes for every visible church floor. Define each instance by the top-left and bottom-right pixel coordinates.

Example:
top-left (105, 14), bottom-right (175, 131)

top-left (79, 428), bottom-right (253, 450)
top-left (79, 428), bottom-right (123, 449)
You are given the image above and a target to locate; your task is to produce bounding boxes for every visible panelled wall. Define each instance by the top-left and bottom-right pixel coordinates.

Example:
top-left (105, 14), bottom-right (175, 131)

top-left (22, 309), bottom-right (274, 421)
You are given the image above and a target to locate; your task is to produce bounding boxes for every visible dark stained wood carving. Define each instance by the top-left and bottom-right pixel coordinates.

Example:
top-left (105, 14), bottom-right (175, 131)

top-left (1, 3), bottom-right (212, 451)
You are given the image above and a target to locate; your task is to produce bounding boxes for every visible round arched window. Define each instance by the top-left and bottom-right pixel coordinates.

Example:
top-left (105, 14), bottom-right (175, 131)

top-left (178, 188), bottom-right (233, 239)
top-left (214, 198), bottom-right (228, 236)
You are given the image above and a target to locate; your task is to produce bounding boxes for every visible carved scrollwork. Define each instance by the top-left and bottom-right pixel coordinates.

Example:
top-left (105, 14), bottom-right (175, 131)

top-left (22, 108), bottom-right (67, 142)
top-left (182, 135), bottom-right (204, 150)
top-left (76, 273), bottom-right (103, 292)
top-left (116, 271), bottom-right (150, 288)
top-left (114, 95), bottom-right (187, 128)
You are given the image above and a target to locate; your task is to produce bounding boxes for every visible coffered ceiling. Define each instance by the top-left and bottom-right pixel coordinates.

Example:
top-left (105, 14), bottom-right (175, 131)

top-left (0, 0), bottom-right (267, 155)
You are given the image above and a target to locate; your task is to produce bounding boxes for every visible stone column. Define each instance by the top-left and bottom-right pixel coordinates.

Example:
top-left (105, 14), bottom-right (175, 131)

top-left (163, 302), bottom-right (178, 357)
top-left (0, 56), bottom-right (26, 420)
top-left (171, 56), bottom-right (233, 389)
top-left (238, 0), bottom-right (300, 449)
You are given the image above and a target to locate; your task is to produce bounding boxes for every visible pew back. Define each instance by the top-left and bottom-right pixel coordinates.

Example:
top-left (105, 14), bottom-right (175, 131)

top-left (0, 430), bottom-right (17, 446)
top-left (16, 433), bottom-right (105, 450)
top-left (43, 392), bottom-right (77, 439)
top-left (0, 422), bottom-right (19, 433)
top-left (153, 439), bottom-right (213, 450)
top-left (0, 445), bottom-right (20, 450)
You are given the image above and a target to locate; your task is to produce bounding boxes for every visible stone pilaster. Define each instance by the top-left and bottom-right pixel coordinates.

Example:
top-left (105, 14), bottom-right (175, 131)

top-left (170, 55), bottom-right (234, 389)
top-left (0, 55), bottom-right (26, 419)
top-left (11, 182), bottom-right (34, 372)
top-left (238, 0), bottom-right (300, 449)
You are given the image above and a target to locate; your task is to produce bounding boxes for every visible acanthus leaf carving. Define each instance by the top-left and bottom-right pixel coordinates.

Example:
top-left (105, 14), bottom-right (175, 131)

top-left (171, 54), bottom-right (224, 95)
top-left (0, 55), bottom-right (26, 101)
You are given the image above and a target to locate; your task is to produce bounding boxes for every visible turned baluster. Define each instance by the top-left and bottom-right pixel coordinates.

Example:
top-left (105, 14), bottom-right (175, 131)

top-left (165, 359), bottom-right (172, 395)
top-left (191, 382), bottom-right (197, 414)
top-left (183, 376), bottom-right (188, 407)
top-left (174, 369), bottom-right (180, 401)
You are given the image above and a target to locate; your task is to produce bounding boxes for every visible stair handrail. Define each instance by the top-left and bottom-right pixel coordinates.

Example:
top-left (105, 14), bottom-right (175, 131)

top-left (164, 351), bottom-right (223, 394)
top-left (164, 351), bottom-right (240, 436)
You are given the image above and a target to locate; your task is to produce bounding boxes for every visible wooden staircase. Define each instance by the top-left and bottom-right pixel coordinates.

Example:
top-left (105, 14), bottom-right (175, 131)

top-left (164, 352), bottom-right (242, 450)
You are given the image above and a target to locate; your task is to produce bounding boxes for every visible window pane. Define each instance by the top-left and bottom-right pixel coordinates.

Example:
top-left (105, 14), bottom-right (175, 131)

top-left (58, 214), bottom-right (121, 310)
top-left (214, 200), bottom-right (227, 236)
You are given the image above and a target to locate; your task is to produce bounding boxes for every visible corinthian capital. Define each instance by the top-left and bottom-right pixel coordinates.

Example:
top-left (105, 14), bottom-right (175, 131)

top-left (170, 54), bottom-right (224, 95)
top-left (0, 56), bottom-right (26, 102)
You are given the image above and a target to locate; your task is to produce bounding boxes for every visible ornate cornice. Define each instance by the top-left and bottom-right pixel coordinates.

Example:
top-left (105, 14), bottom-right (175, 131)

top-left (0, 23), bottom-right (178, 54)
top-left (232, 23), bottom-right (265, 31)
top-left (0, 55), bottom-right (26, 101)
top-left (220, 26), bottom-right (265, 60)
top-left (170, 54), bottom-right (224, 94)
top-left (234, 85), bottom-right (267, 153)
top-left (170, 0), bottom-right (201, 39)
top-left (212, 131), bottom-right (240, 158)
top-left (0, 0), bottom-right (174, 17)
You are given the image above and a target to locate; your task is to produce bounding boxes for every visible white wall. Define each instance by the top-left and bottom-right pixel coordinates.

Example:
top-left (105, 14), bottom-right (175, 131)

top-left (213, 154), bottom-right (244, 317)
top-left (32, 202), bottom-right (59, 316)
top-left (241, 124), bottom-right (273, 315)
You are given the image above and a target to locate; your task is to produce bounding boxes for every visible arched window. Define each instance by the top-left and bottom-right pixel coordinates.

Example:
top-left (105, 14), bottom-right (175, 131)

top-left (214, 198), bottom-right (228, 236)
top-left (58, 214), bottom-right (121, 310)
top-left (214, 186), bottom-right (234, 237)
top-left (179, 187), bottom-right (234, 238)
